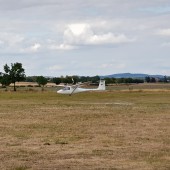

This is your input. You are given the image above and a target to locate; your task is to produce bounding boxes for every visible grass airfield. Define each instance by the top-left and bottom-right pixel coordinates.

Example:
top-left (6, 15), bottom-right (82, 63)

top-left (0, 85), bottom-right (170, 170)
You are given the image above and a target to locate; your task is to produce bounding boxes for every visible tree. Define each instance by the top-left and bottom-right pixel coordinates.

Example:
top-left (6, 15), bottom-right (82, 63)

top-left (72, 76), bottom-right (80, 84)
top-left (105, 78), bottom-right (112, 84)
top-left (25, 76), bottom-right (37, 82)
top-left (91, 75), bottom-right (100, 83)
top-left (52, 77), bottom-right (61, 85)
top-left (0, 73), bottom-right (11, 91)
top-left (117, 78), bottom-right (125, 84)
top-left (3, 63), bottom-right (26, 91)
top-left (150, 77), bottom-right (156, 83)
top-left (163, 76), bottom-right (168, 83)
top-left (63, 76), bottom-right (73, 84)
top-left (145, 76), bottom-right (150, 83)
top-left (124, 78), bottom-right (133, 84)
top-left (36, 76), bottom-right (48, 91)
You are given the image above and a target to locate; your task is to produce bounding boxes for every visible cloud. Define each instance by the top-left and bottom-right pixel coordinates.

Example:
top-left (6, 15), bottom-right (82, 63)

top-left (0, 40), bottom-right (4, 45)
top-left (156, 29), bottom-right (170, 36)
top-left (139, 6), bottom-right (170, 14)
top-left (0, 32), bottom-right (24, 46)
top-left (0, 32), bottom-right (42, 54)
top-left (0, 32), bottom-right (26, 53)
top-left (48, 65), bottom-right (63, 71)
top-left (161, 42), bottom-right (170, 47)
top-left (19, 43), bottom-right (42, 53)
top-left (63, 23), bottom-right (93, 45)
top-left (30, 43), bottom-right (41, 52)
top-left (0, 0), bottom-right (170, 76)
top-left (100, 63), bottom-right (126, 69)
top-left (48, 43), bottom-right (76, 50)
top-left (0, 0), bottom-right (59, 10)
top-left (63, 23), bottom-right (134, 46)
top-left (88, 33), bottom-right (134, 45)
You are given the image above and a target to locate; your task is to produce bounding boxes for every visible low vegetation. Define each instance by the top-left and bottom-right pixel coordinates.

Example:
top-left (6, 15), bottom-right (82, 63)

top-left (0, 87), bottom-right (169, 169)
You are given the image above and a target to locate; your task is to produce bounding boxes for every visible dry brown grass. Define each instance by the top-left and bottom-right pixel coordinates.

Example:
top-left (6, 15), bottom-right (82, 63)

top-left (0, 90), bottom-right (169, 170)
top-left (9, 82), bottom-right (57, 87)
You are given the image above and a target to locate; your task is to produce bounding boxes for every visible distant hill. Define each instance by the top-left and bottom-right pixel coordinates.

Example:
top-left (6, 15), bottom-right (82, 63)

top-left (100, 73), bottom-right (165, 79)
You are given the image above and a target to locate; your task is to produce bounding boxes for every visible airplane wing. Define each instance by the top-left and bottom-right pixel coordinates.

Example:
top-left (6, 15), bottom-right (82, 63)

top-left (56, 84), bottom-right (66, 87)
top-left (70, 84), bottom-right (79, 96)
top-left (56, 81), bottom-right (88, 87)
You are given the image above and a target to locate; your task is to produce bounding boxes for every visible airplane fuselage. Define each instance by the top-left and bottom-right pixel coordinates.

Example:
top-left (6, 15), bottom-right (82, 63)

top-left (57, 87), bottom-right (96, 94)
top-left (57, 80), bottom-right (105, 95)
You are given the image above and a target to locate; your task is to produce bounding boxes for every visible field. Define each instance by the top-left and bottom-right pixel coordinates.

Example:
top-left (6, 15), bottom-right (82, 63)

top-left (0, 84), bottom-right (170, 170)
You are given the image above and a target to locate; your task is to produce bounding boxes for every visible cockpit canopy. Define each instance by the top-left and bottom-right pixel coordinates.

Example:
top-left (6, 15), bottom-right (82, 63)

top-left (63, 86), bottom-right (70, 90)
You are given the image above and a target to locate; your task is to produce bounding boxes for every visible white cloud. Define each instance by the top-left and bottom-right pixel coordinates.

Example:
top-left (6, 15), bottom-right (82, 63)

top-left (0, 40), bottom-right (4, 45)
top-left (0, 0), bottom-right (60, 10)
top-left (63, 23), bottom-right (135, 46)
top-left (30, 43), bottom-right (41, 52)
top-left (161, 42), bottom-right (170, 47)
top-left (66, 23), bottom-right (91, 36)
top-left (100, 63), bottom-right (126, 69)
top-left (0, 0), bottom-right (170, 76)
top-left (157, 29), bottom-right (170, 36)
top-left (0, 32), bottom-right (24, 46)
top-left (49, 43), bottom-right (76, 50)
top-left (89, 33), bottom-right (134, 45)
top-left (19, 43), bottom-right (41, 53)
top-left (63, 23), bottom-right (92, 45)
top-left (0, 32), bottom-right (26, 53)
top-left (49, 65), bottom-right (63, 71)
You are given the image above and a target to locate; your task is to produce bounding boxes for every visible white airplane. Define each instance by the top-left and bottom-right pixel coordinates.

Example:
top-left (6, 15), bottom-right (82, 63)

top-left (57, 80), bottom-right (105, 95)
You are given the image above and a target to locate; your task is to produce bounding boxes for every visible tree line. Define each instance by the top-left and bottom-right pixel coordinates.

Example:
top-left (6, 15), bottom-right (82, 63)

top-left (144, 76), bottom-right (168, 83)
top-left (25, 75), bottom-right (101, 85)
top-left (0, 62), bottom-right (169, 91)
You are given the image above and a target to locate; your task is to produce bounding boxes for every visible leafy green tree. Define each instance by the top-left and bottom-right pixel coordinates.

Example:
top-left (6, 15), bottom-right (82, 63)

top-left (3, 63), bottom-right (26, 91)
top-left (117, 78), bottom-right (125, 84)
top-left (105, 78), bottom-right (112, 84)
top-left (91, 75), bottom-right (100, 83)
top-left (145, 76), bottom-right (150, 83)
top-left (124, 78), bottom-right (133, 84)
top-left (52, 77), bottom-right (61, 85)
top-left (72, 76), bottom-right (80, 84)
top-left (0, 74), bottom-right (11, 91)
top-left (163, 76), bottom-right (168, 83)
top-left (150, 77), bottom-right (156, 83)
top-left (133, 79), bottom-right (144, 83)
top-left (25, 76), bottom-right (37, 82)
top-left (63, 76), bottom-right (73, 84)
top-left (36, 76), bottom-right (48, 91)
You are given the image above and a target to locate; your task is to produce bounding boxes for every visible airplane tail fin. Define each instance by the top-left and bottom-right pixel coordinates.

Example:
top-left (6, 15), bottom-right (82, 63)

top-left (97, 80), bottom-right (105, 90)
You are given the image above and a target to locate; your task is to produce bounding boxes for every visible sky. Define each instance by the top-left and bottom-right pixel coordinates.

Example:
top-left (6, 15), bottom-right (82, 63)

top-left (0, 0), bottom-right (170, 77)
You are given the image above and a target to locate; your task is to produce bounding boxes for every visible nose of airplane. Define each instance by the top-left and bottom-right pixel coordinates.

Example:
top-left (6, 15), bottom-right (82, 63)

top-left (57, 90), bottom-right (62, 93)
